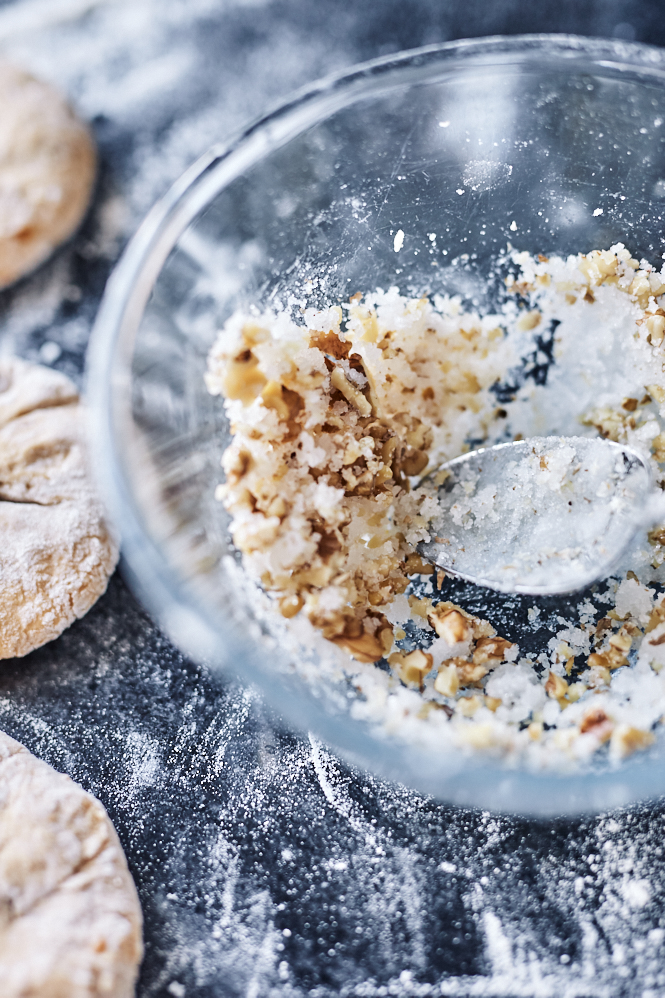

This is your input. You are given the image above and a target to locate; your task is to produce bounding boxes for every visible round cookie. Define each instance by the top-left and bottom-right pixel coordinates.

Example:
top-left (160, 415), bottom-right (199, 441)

top-left (0, 357), bottom-right (118, 659)
top-left (0, 729), bottom-right (142, 997)
top-left (0, 62), bottom-right (96, 289)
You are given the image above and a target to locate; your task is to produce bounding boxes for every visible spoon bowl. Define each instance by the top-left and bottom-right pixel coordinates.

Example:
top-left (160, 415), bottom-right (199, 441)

top-left (418, 436), bottom-right (654, 595)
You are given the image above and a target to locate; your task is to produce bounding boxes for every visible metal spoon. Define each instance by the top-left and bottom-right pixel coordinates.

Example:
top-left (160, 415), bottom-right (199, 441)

top-left (417, 436), bottom-right (663, 595)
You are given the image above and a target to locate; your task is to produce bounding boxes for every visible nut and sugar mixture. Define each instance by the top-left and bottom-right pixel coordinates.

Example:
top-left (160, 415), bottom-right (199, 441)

top-left (206, 244), bottom-right (665, 769)
top-left (206, 292), bottom-right (513, 662)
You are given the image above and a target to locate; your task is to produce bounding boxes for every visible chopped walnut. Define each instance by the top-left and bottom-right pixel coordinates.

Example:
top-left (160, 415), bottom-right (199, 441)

top-left (647, 600), bottom-right (665, 633)
top-left (653, 434), bottom-right (665, 463)
top-left (516, 310), bottom-right (542, 332)
top-left (588, 649), bottom-right (628, 672)
top-left (647, 383), bottom-right (665, 403)
top-left (403, 553), bottom-right (434, 575)
top-left (433, 662), bottom-right (461, 697)
top-left (608, 628), bottom-right (632, 654)
top-left (585, 663), bottom-right (611, 688)
top-left (610, 724), bottom-right (655, 759)
top-left (408, 595), bottom-right (434, 622)
top-left (390, 648), bottom-right (433, 687)
top-left (323, 612), bottom-right (394, 664)
top-left (566, 682), bottom-right (587, 703)
top-left (646, 314), bottom-right (665, 346)
top-left (581, 405), bottom-right (631, 443)
top-left (594, 617), bottom-right (612, 641)
top-left (428, 605), bottom-right (472, 644)
top-left (545, 671), bottom-right (568, 701)
top-left (456, 695), bottom-right (483, 717)
top-left (428, 602), bottom-right (495, 643)
top-left (456, 659), bottom-right (494, 685)
top-left (579, 708), bottom-right (613, 742)
top-left (472, 636), bottom-right (515, 668)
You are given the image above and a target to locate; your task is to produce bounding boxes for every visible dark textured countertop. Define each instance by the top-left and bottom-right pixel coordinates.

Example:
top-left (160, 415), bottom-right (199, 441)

top-left (2, 2), bottom-right (665, 995)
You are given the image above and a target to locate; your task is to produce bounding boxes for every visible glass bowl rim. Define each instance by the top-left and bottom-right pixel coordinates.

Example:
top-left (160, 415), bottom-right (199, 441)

top-left (87, 32), bottom-right (665, 816)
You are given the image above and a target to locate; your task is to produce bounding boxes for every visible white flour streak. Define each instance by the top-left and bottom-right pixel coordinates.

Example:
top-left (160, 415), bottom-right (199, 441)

top-left (0, 0), bottom-right (122, 42)
top-left (483, 911), bottom-right (515, 978)
top-left (309, 734), bottom-right (369, 837)
top-left (125, 730), bottom-right (161, 794)
top-left (87, 48), bottom-right (195, 119)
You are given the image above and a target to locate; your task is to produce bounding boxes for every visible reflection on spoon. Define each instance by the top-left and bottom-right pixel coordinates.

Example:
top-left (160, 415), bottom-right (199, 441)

top-left (418, 436), bottom-right (662, 596)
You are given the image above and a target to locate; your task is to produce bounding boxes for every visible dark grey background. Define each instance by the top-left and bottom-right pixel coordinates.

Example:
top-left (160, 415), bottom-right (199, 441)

top-left (0, 1), bottom-right (664, 995)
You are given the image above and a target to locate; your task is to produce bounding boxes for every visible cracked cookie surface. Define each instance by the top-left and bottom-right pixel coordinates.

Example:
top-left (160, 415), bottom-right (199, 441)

top-left (0, 357), bottom-right (118, 659)
top-left (0, 729), bottom-right (143, 997)
top-left (0, 62), bottom-right (96, 289)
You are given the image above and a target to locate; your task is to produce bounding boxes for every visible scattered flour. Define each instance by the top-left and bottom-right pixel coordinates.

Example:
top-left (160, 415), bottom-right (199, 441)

top-left (3, 4), bottom-right (665, 995)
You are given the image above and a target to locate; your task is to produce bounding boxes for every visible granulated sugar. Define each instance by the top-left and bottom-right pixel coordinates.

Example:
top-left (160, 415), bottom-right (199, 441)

top-left (421, 436), bottom-right (651, 593)
top-left (208, 244), bottom-right (665, 771)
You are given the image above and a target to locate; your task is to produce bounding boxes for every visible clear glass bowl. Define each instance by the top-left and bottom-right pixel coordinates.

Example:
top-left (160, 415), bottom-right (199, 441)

top-left (87, 34), bottom-right (665, 816)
